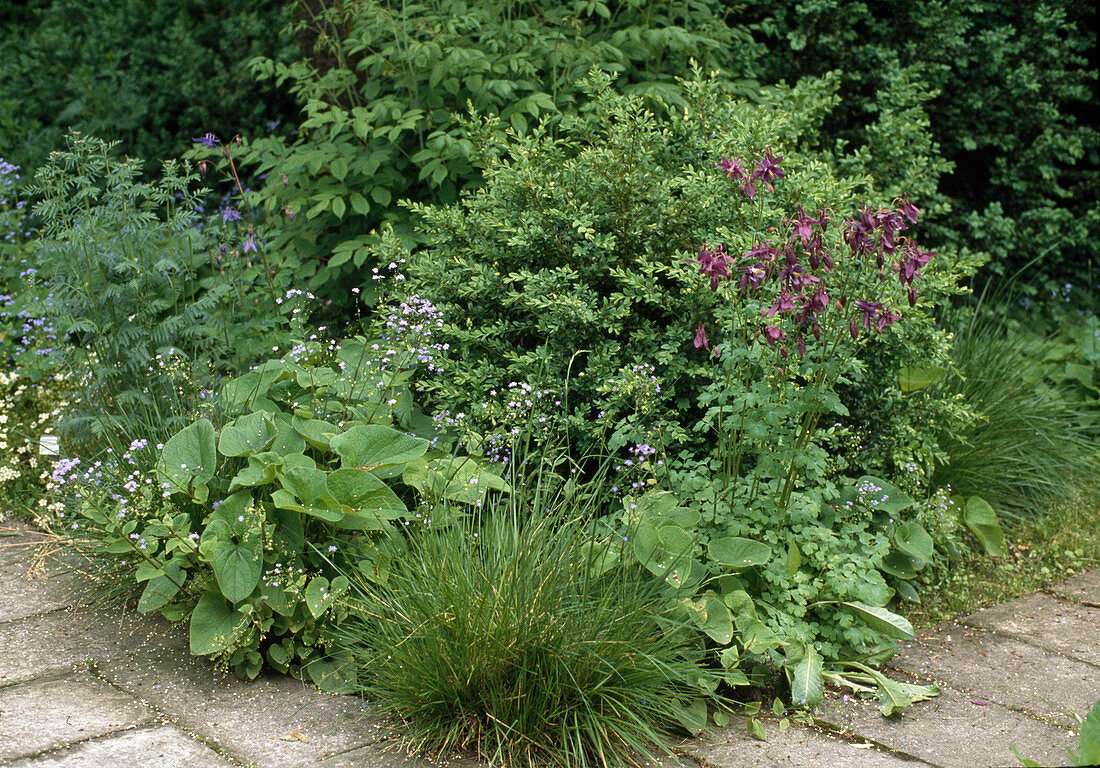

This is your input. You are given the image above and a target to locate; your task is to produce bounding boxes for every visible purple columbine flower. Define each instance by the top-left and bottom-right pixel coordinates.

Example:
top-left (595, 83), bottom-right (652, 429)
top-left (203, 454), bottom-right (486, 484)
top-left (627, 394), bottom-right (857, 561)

top-left (242, 235), bottom-right (258, 254)
top-left (765, 291), bottom-right (798, 318)
top-left (739, 261), bottom-right (768, 291)
top-left (763, 325), bottom-right (786, 346)
top-left (221, 207), bottom-right (241, 223)
top-left (716, 156), bottom-right (744, 180)
top-left (896, 241), bottom-right (935, 285)
top-left (193, 132), bottom-right (220, 148)
top-left (753, 147), bottom-right (785, 183)
top-left (855, 300), bottom-right (901, 332)
top-left (897, 194), bottom-right (920, 224)
top-left (693, 322), bottom-right (710, 351)
top-left (695, 244), bottom-right (732, 291)
top-left (791, 205), bottom-right (820, 245)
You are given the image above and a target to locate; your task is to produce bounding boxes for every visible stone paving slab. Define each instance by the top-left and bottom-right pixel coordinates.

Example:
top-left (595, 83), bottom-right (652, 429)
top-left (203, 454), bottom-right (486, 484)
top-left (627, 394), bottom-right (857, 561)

top-left (93, 622), bottom-right (396, 768)
top-left (816, 684), bottom-right (1076, 768)
top-left (3, 725), bottom-right (238, 768)
top-left (684, 716), bottom-right (933, 767)
top-left (0, 673), bottom-right (154, 762)
top-left (892, 623), bottom-right (1100, 727)
top-left (0, 606), bottom-right (159, 687)
top-left (1049, 569), bottom-right (1100, 607)
top-left (0, 534), bottom-right (78, 623)
top-left (964, 592), bottom-right (1100, 666)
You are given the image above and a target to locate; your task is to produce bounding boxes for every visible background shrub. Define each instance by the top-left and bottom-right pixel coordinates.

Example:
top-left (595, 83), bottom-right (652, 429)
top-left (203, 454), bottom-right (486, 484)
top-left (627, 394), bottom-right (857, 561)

top-left (0, 0), bottom-right (299, 175)
top-left (737, 0), bottom-right (1099, 290)
top-left (231, 0), bottom-right (765, 309)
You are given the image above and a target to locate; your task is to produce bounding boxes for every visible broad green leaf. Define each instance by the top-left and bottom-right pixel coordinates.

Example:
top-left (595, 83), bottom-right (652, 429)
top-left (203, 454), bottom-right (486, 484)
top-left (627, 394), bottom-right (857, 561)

top-left (842, 601), bottom-right (914, 639)
top-left (291, 415), bottom-right (340, 450)
top-left (880, 551), bottom-right (918, 579)
top-left (1078, 698), bottom-right (1100, 766)
top-left (268, 414), bottom-right (307, 456)
top-left (218, 412), bottom-right (277, 457)
top-left (686, 596), bottom-right (734, 645)
top-left (635, 490), bottom-right (700, 528)
top-left (737, 616), bottom-right (782, 654)
top-left (228, 452), bottom-right (281, 492)
top-left (898, 365), bottom-right (946, 392)
top-left (894, 522), bottom-right (934, 564)
top-left (785, 540), bottom-right (802, 578)
top-left (329, 424), bottom-right (429, 471)
top-left (157, 419), bottom-right (217, 503)
top-left (963, 496), bottom-right (1008, 557)
top-left (747, 717), bottom-right (766, 741)
top-left (189, 591), bottom-right (249, 655)
top-left (894, 579), bottom-right (922, 603)
top-left (304, 575), bottom-right (348, 618)
top-left (855, 475), bottom-right (913, 515)
top-left (670, 698), bottom-right (708, 734)
top-left (709, 536), bottom-right (771, 569)
top-left (218, 362), bottom-right (290, 412)
top-left (404, 456), bottom-right (510, 503)
top-left (137, 560), bottom-right (185, 614)
top-left (786, 640), bottom-right (824, 708)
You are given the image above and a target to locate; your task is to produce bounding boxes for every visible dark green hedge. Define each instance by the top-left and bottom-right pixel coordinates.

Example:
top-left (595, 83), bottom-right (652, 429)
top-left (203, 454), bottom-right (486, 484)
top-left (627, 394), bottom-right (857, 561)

top-left (0, 0), bottom-right (300, 174)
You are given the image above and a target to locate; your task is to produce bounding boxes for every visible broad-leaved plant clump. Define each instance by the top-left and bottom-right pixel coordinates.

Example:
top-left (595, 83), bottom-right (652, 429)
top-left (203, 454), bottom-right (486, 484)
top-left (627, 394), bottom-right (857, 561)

top-left (49, 295), bottom-right (508, 682)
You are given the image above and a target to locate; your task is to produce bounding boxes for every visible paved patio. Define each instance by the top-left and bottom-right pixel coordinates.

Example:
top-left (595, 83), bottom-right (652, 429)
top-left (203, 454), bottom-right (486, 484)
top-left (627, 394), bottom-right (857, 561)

top-left (1, 520), bottom-right (1096, 767)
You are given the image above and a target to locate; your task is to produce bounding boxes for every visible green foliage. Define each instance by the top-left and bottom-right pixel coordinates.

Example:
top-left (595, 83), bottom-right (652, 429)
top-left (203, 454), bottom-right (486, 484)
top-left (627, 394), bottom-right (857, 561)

top-left (931, 303), bottom-right (1100, 524)
top-left (333, 477), bottom-right (726, 767)
top-left (740, 0), bottom-right (1098, 289)
top-left (53, 329), bottom-right (506, 681)
top-left (0, 0), bottom-right (299, 175)
top-left (23, 135), bottom-right (229, 448)
top-left (383, 75), bottom-right (984, 707)
top-left (228, 0), bottom-right (764, 307)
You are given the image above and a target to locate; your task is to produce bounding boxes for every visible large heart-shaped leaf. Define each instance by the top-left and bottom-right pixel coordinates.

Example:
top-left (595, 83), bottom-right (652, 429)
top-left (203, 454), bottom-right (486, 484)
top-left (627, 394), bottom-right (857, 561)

top-left (708, 536), bottom-right (771, 569)
top-left (635, 490), bottom-right (701, 528)
top-left (189, 590), bottom-right (249, 655)
top-left (684, 596), bottom-right (734, 644)
top-left (157, 419), bottom-right (217, 503)
top-left (894, 522), bottom-right (934, 564)
top-left (228, 452), bottom-right (281, 492)
top-left (218, 361), bottom-right (291, 412)
top-left (291, 415), bottom-right (340, 450)
top-left (880, 551), bottom-right (918, 579)
top-left (963, 496), bottom-right (1008, 557)
top-left (218, 412), bottom-right (277, 457)
top-left (841, 601), bottom-right (914, 639)
top-left (137, 559), bottom-right (186, 614)
top-left (275, 465), bottom-right (342, 521)
top-left (855, 475), bottom-right (913, 515)
top-left (330, 424), bottom-right (429, 471)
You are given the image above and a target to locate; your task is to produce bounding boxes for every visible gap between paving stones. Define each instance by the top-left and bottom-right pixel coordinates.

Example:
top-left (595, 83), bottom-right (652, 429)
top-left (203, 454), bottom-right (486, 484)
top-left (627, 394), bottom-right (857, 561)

top-left (1, 724), bottom-right (240, 768)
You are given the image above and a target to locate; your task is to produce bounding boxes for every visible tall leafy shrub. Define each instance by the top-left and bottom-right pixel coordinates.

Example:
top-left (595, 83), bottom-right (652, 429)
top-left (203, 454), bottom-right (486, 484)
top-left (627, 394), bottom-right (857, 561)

top-left (0, 0), bottom-right (299, 174)
top-left (737, 0), bottom-right (1098, 289)
top-left (392, 73), bottom-right (981, 674)
top-left (231, 0), bottom-right (765, 307)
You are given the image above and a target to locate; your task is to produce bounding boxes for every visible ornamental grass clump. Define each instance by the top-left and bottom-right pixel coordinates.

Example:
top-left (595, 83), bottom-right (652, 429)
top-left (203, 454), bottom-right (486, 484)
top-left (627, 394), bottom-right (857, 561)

top-left (932, 306), bottom-right (1100, 525)
top-left (333, 470), bottom-right (723, 767)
